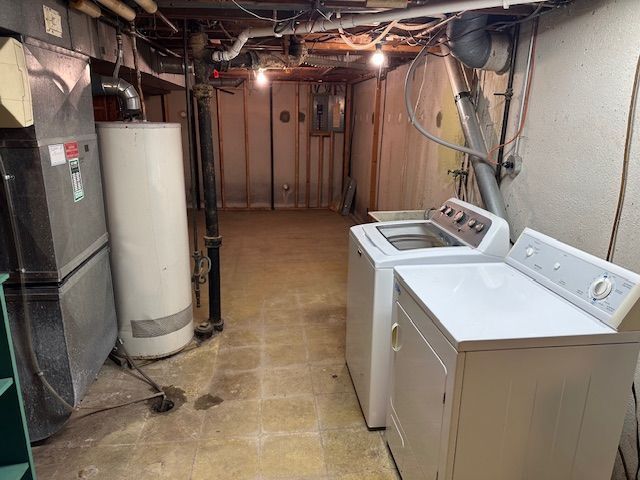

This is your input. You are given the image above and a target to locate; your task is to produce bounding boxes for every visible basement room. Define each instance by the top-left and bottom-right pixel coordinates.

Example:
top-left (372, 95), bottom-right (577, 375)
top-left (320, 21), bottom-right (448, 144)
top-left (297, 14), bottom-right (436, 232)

top-left (0, 0), bottom-right (639, 479)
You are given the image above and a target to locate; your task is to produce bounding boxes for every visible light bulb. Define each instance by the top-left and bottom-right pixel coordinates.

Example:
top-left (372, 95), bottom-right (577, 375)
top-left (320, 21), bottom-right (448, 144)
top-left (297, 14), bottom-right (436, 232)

top-left (256, 69), bottom-right (268, 86)
top-left (370, 48), bottom-right (385, 67)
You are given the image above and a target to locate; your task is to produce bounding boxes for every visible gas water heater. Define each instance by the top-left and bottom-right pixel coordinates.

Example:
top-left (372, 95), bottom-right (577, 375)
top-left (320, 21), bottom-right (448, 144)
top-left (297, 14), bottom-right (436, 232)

top-left (96, 122), bottom-right (193, 358)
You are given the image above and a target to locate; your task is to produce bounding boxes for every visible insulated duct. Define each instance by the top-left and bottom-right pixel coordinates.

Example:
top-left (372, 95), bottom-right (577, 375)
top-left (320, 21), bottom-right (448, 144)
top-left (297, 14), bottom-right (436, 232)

top-left (211, 0), bottom-right (544, 62)
top-left (91, 76), bottom-right (142, 118)
top-left (447, 13), bottom-right (511, 73)
top-left (442, 48), bottom-right (508, 220)
top-left (93, 0), bottom-right (136, 21)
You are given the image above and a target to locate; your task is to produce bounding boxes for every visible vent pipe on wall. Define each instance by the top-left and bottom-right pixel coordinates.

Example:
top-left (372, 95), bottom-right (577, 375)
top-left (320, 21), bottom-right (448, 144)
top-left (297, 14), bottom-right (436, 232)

top-left (441, 46), bottom-right (508, 220)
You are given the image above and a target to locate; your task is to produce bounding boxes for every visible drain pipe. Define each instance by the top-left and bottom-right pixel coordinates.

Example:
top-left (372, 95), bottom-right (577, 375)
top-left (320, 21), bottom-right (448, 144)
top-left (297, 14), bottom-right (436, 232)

top-left (91, 75), bottom-right (142, 118)
top-left (191, 31), bottom-right (223, 338)
top-left (211, 0), bottom-right (543, 62)
top-left (441, 46), bottom-right (508, 220)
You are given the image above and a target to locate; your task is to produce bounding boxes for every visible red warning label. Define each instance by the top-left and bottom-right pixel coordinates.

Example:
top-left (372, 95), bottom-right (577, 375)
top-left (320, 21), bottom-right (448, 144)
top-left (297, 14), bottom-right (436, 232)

top-left (64, 141), bottom-right (79, 160)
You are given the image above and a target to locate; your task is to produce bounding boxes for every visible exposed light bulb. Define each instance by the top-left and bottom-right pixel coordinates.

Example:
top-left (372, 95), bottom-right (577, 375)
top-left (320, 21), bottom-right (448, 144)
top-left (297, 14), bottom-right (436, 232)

top-left (370, 46), bottom-right (385, 67)
top-left (256, 69), bottom-right (268, 86)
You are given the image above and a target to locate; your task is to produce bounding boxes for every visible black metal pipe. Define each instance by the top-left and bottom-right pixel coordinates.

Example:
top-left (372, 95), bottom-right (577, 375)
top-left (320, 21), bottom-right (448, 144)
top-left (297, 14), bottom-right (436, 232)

top-left (192, 31), bottom-right (223, 335)
top-left (183, 21), bottom-right (198, 243)
top-left (269, 83), bottom-right (275, 210)
top-left (495, 23), bottom-right (519, 183)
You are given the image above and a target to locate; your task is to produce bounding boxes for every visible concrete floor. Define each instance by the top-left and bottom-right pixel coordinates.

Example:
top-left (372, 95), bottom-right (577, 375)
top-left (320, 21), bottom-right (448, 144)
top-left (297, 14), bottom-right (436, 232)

top-left (32, 210), bottom-right (400, 480)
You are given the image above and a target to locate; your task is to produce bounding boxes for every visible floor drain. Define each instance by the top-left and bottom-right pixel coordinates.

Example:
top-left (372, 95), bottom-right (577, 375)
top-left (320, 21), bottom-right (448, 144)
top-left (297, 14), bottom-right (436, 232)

top-left (152, 397), bottom-right (175, 413)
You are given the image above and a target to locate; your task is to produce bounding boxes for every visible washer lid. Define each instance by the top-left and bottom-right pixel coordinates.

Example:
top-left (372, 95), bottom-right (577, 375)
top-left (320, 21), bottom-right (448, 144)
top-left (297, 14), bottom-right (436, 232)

top-left (394, 263), bottom-right (624, 351)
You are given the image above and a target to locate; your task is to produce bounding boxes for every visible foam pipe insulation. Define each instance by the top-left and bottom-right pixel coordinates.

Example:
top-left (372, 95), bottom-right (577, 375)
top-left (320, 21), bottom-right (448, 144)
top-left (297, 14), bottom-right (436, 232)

top-left (94, 0), bottom-right (136, 21)
top-left (70, 0), bottom-right (102, 18)
top-left (447, 12), bottom-right (511, 72)
top-left (210, 0), bottom-right (544, 62)
top-left (132, 0), bottom-right (157, 14)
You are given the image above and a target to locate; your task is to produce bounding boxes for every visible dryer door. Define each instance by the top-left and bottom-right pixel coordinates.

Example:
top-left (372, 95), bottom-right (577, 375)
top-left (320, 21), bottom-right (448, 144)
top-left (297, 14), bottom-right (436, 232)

top-left (389, 304), bottom-right (447, 480)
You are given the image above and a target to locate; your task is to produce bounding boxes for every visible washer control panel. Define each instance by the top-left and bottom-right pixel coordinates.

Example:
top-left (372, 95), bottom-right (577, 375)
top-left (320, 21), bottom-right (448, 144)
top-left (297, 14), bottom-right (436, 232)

top-left (432, 201), bottom-right (492, 248)
top-left (507, 229), bottom-right (640, 330)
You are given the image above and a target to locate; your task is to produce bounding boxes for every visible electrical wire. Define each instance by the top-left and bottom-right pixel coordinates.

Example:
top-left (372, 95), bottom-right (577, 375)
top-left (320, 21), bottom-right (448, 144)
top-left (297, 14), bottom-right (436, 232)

top-left (486, 20), bottom-right (539, 165)
top-left (339, 20), bottom-right (398, 50)
top-left (405, 42), bottom-right (489, 160)
top-left (230, 0), bottom-right (306, 23)
top-left (606, 53), bottom-right (640, 262)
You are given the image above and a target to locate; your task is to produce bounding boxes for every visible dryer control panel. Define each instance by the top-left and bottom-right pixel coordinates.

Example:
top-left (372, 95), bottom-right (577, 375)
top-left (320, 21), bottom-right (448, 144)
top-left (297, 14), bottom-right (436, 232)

top-left (507, 228), bottom-right (640, 331)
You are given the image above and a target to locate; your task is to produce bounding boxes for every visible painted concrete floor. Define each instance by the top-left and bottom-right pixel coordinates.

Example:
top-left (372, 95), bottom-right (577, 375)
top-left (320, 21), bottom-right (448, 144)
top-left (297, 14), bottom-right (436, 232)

top-left (32, 210), bottom-right (400, 480)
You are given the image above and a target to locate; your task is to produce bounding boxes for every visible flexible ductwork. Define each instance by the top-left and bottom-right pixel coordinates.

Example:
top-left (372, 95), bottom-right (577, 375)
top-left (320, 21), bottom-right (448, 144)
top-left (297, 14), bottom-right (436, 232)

top-left (91, 76), bottom-right (142, 118)
top-left (210, 0), bottom-right (544, 62)
top-left (447, 13), bottom-right (511, 73)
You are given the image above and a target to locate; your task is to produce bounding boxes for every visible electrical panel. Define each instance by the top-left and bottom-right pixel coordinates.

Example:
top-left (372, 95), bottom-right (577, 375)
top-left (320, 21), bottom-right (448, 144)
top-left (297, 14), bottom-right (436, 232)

top-left (311, 92), bottom-right (345, 135)
top-left (0, 37), bottom-right (33, 128)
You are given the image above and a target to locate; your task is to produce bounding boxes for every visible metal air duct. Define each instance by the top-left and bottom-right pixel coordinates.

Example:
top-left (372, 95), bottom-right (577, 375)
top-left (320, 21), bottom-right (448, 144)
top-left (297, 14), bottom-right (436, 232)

top-left (447, 12), bottom-right (511, 73)
top-left (91, 75), bottom-right (142, 118)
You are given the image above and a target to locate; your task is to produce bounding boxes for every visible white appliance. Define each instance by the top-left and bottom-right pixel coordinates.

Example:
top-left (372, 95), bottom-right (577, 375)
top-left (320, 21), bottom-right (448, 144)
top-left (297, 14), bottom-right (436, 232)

top-left (96, 122), bottom-right (193, 358)
top-left (346, 198), bottom-right (510, 428)
top-left (387, 228), bottom-right (640, 480)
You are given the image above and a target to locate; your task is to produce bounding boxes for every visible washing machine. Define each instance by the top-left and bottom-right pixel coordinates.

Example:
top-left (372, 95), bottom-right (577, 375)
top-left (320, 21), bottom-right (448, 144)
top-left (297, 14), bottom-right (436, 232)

top-left (346, 198), bottom-right (510, 429)
top-left (387, 228), bottom-right (640, 480)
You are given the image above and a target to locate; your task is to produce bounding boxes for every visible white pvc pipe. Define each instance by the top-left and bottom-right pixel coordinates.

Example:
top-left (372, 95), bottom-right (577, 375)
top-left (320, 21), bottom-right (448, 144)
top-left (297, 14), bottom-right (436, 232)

top-left (213, 0), bottom-right (544, 61)
top-left (94, 0), bottom-right (136, 21)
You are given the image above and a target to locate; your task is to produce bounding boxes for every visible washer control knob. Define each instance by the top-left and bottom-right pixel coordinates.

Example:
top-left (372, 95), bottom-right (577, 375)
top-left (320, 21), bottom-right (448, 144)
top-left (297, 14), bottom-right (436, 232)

top-left (467, 219), bottom-right (477, 228)
top-left (590, 277), bottom-right (613, 300)
top-left (445, 207), bottom-right (454, 216)
top-left (526, 247), bottom-right (535, 257)
top-left (474, 223), bottom-right (485, 233)
top-left (453, 211), bottom-right (465, 223)
top-left (439, 205), bottom-right (448, 213)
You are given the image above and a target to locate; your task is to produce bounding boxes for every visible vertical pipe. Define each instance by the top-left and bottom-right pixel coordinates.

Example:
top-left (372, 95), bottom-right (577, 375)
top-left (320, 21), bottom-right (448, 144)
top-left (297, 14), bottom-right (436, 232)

top-left (183, 21), bottom-right (198, 245)
top-left (495, 23), bottom-right (520, 183)
top-left (342, 83), bottom-right (353, 190)
top-left (318, 136), bottom-right (324, 207)
top-left (442, 49), bottom-right (508, 220)
top-left (130, 25), bottom-right (146, 120)
top-left (368, 75), bottom-right (383, 211)
top-left (294, 83), bottom-right (300, 208)
top-left (214, 89), bottom-right (226, 208)
top-left (328, 131), bottom-right (335, 209)
top-left (305, 85), bottom-right (312, 208)
top-left (269, 84), bottom-right (275, 210)
top-left (243, 81), bottom-right (251, 207)
top-left (191, 31), bottom-right (223, 335)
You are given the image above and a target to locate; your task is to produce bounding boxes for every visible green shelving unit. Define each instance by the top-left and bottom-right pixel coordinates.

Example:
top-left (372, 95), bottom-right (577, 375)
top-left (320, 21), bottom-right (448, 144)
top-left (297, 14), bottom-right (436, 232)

top-left (0, 273), bottom-right (36, 480)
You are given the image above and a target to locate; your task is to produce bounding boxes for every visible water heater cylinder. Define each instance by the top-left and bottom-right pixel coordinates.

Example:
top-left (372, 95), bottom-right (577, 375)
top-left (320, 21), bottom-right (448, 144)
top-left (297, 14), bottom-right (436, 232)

top-left (96, 122), bottom-right (193, 358)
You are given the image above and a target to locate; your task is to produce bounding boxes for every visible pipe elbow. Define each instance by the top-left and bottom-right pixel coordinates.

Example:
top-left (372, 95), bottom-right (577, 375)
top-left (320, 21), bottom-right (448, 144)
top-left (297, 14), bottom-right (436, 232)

top-left (447, 13), bottom-right (511, 73)
top-left (92, 75), bottom-right (142, 118)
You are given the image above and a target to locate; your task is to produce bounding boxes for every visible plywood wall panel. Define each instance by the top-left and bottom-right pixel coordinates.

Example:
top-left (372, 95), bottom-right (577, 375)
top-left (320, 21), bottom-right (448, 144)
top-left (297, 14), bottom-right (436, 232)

top-left (272, 83), bottom-right (297, 208)
top-left (246, 84), bottom-right (271, 208)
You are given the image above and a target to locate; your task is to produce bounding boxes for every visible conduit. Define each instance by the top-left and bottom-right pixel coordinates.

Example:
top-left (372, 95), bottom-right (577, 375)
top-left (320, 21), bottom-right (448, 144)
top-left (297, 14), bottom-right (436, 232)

top-left (211, 0), bottom-right (544, 62)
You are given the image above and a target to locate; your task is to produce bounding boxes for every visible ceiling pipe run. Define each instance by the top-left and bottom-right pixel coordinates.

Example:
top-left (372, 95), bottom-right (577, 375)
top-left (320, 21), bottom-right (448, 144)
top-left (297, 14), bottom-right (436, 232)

top-left (211, 0), bottom-right (544, 62)
top-left (94, 0), bottom-right (136, 21)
